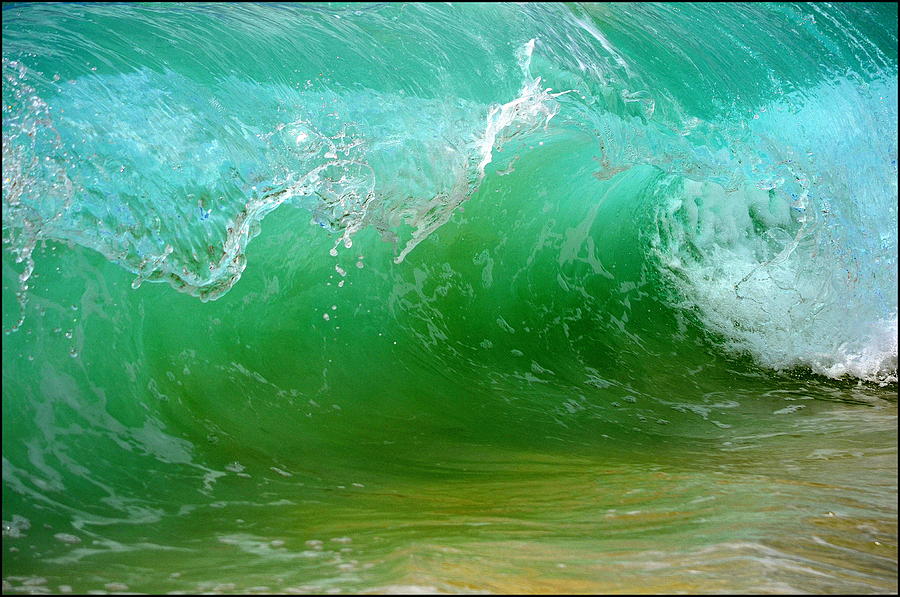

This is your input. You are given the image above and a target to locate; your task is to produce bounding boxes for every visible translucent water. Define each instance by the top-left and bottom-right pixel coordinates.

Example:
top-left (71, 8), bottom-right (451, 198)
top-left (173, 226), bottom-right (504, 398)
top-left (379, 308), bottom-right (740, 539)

top-left (3, 3), bottom-right (897, 594)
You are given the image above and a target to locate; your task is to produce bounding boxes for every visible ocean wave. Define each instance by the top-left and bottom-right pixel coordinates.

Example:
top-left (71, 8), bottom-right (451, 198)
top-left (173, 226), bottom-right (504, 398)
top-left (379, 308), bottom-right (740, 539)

top-left (2, 2), bottom-right (896, 381)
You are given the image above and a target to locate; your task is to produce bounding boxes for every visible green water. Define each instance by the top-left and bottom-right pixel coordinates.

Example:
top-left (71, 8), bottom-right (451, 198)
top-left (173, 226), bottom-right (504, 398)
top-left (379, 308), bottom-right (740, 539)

top-left (2, 2), bottom-right (898, 594)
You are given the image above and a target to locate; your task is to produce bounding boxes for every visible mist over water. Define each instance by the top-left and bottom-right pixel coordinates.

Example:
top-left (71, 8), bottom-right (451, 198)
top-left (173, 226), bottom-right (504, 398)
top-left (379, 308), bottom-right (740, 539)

top-left (3, 3), bottom-right (897, 594)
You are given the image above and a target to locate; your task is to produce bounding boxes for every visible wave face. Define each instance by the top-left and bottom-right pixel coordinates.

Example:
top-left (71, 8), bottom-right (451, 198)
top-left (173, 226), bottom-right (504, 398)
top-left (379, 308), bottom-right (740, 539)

top-left (2, 3), bottom-right (898, 594)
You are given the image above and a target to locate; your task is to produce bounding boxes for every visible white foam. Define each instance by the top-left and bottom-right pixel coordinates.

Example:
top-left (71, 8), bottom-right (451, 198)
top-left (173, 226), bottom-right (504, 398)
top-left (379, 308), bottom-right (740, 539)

top-left (651, 74), bottom-right (898, 385)
top-left (655, 179), bottom-right (897, 385)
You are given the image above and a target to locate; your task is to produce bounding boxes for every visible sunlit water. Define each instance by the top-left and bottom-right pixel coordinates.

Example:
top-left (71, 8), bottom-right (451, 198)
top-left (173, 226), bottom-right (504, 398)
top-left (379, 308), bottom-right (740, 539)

top-left (2, 3), bottom-right (897, 594)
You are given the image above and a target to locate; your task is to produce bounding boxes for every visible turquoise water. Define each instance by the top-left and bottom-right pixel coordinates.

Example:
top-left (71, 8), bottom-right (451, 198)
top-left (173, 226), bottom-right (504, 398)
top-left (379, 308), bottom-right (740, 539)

top-left (2, 2), bottom-right (897, 594)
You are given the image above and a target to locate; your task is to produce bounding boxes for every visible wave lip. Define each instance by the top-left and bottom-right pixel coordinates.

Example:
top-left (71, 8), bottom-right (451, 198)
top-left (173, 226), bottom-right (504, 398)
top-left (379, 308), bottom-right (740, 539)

top-left (2, 3), bottom-right (897, 386)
